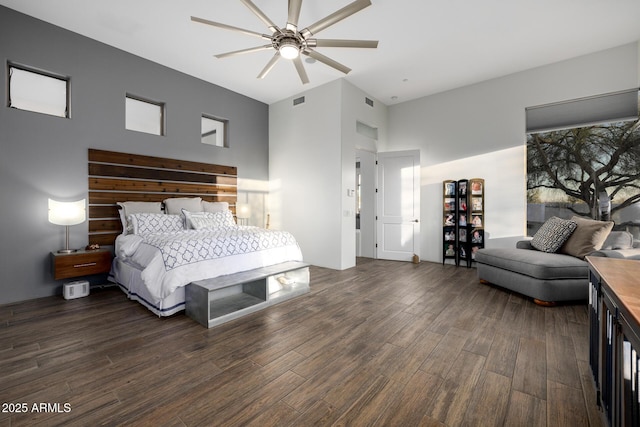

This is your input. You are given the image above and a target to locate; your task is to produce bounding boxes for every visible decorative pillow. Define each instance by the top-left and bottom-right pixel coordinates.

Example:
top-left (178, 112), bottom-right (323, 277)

top-left (182, 209), bottom-right (207, 229)
top-left (560, 216), bottom-right (614, 259)
top-left (182, 209), bottom-right (235, 229)
top-left (530, 216), bottom-right (577, 253)
top-left (129, 213), bottom-right (184, 235)
top-left (163, 197), bottom-right (203, 215)
top-left (202, 201), bottom-right (229, 213)
top-left (117, 201), bottom-right (163, 235)
top-left (601, 231), bottom-right (634, 250)
top-left (188, 210), bottom-right (236, 230)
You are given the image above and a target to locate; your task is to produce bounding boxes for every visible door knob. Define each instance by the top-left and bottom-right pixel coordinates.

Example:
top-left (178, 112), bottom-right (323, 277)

top-left (413, 219), bottom-right (419, 223)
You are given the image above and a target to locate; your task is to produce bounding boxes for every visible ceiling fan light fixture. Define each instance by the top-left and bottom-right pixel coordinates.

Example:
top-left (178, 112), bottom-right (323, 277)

top-left (279, 39), bottom-right (300, 59)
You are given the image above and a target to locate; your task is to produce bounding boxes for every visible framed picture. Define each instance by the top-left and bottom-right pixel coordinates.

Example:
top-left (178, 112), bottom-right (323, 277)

top-left (471, 214), bottom-right (482, 227)
top-left (471, 180), bottom-right (483, 195)
top-left (458, 181), bottom-right (467, 196)
top-left (444, 227), bottom-right (456, 241)
top-left (444, 182), bottom-right (456, 196)
top-left (444, 243), bottom-right (456, 257)
top-left (471, 245), bottom-right (481, 259)
top-left (459, 245), bottom-right (467, 259)
top-left (458, 198), bottom-right (467, 211)
top-left (459, 229), bottom-right (467, 242)
top-left (459, 213), bottom-right (467, 226)
top-left (471, 228), bottom-right (483, 244)
top-left (444, 198), bottom-right (456, 211)
top-left (444, 213), bottom-right (455, 226)
top-left (471, 197), bottom-right (483, 211)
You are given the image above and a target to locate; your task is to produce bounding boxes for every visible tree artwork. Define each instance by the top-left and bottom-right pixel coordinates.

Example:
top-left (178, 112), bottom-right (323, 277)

top-left (527, 117), bottom-right (640, 223)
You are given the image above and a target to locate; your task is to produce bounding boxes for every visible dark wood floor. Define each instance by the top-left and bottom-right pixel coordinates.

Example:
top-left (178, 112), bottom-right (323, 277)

top-left (1, 259), bottom-right (603, 426)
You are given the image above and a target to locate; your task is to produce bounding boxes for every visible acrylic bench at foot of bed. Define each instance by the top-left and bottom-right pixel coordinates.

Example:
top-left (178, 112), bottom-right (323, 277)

top-left (185, 261), bottom-right (310, 328)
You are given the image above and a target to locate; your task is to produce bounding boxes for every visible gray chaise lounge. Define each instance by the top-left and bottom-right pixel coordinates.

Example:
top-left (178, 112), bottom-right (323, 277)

top-left (476, 229), bottom-right (640, 305)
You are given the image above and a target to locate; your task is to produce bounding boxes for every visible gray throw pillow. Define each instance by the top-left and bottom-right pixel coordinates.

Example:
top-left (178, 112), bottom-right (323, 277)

top-left (600, 230), bottom-right (634, 250)
top-left (531, 216), bottom-right (577, 253)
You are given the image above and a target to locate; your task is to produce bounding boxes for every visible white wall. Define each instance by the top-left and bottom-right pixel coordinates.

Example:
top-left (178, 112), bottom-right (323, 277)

top-left (269, 79), bottom-right (388, 269)
top-left (341, 81), bottom-right (388, 263)
top-left (269, 80), bottom-right (343, 269)
top-left (388, 42), bottom-right (639, 263)
top-left (423, 147), bottom-right (526, 262)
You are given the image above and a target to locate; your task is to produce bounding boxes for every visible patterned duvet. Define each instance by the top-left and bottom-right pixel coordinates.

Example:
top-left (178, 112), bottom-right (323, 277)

top-left (116, 226), bottom-right (303, 303)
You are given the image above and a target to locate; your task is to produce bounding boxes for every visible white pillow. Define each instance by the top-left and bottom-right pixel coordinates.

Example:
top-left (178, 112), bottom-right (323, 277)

top-left (163, 197), bottom-right (203, 215)
top-left (187, 210), bottom-right (236, 230)
top-left (129, 213), bottom-right (184, 235)
top-left (182, 209), bottom-right (207, 229)
top-left (117, 201), bottom-right (163, 235)
top-left (202, 201), bottom-right (229, 213)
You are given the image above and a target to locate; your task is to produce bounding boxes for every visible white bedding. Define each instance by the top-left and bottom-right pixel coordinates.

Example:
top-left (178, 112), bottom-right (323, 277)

top-left (114, 226), bottom-right (303, 305)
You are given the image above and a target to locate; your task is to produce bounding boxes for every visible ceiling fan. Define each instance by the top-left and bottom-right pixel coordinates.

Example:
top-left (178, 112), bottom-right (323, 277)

top-left (191, 0), bottom-right (378, 84)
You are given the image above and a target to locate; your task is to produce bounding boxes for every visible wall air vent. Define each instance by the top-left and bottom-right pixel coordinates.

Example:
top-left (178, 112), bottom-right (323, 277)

top-left (293, 96), bottom-right (305, 106)
top-left (365, 97), bottom-right (374, 107)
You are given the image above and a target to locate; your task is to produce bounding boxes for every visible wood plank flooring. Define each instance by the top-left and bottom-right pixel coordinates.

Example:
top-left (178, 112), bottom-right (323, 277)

top-left (0, 259), bottom-right (603, 426)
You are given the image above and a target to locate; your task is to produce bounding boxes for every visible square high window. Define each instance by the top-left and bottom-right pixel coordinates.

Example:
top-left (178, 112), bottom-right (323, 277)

top-left (126, 95), bottom-right (164, 136)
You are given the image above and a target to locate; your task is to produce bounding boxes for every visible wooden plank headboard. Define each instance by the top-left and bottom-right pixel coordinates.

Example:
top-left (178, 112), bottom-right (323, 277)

top-left (88, 149), bottom-right (237, 246)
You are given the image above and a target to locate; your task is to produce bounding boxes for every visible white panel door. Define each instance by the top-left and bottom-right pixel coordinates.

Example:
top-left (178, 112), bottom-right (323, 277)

top-left (376, 150), bottom-right (421, 261)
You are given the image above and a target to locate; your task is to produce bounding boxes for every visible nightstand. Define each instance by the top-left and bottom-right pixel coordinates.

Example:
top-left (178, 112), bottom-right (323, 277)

top-left (51, 248), bottom-right (112, 280)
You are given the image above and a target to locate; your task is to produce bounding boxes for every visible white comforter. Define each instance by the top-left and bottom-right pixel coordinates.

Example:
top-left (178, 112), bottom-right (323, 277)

top-left (116, 226), bottom-right (303, 303)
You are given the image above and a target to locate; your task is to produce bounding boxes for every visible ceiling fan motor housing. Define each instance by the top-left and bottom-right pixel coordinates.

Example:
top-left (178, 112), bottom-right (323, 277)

top-left (273, 31), bottom-right (304, 55)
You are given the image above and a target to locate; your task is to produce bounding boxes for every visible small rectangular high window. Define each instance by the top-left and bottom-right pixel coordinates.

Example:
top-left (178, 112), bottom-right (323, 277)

top-left (7, 63), bottom-right (69, 118)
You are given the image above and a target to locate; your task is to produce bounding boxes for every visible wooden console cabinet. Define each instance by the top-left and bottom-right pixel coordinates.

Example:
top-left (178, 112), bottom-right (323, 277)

top-left (588, 256), bottom-right (640, 426)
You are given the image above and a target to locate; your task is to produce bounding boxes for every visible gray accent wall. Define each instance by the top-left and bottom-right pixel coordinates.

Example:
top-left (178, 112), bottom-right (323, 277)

top-left (0, 6), bottom-right (269, 304)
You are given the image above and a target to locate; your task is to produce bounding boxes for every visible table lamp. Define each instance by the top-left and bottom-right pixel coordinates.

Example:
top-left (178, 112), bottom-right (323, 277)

top-left (236, 203), bottom-right (251, 226)
top-left (48, 198), bottom-right (86, 253)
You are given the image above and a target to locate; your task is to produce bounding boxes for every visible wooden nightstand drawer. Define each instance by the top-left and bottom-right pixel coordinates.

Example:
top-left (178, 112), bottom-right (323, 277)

top-left (51, 249), bottom-right (112, 280)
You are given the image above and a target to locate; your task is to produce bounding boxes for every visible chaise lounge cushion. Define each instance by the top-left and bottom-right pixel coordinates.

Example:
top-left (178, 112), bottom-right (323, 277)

top-left (475, 247), bottom-right (587, 281)
top-left (476, 231), bottom-right (640, 303)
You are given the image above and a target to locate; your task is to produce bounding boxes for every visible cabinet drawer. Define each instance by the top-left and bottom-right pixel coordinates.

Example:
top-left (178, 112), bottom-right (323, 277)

top-left (52, 250), bottom-right (112, 280)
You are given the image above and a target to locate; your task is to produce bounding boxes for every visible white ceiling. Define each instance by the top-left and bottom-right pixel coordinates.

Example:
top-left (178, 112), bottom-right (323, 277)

top-left (2, 0), bottom-right (640, 105)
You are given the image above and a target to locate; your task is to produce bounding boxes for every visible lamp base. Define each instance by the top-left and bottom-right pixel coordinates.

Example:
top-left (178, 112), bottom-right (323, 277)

top-left (57, 248), bottom-right (77, 254)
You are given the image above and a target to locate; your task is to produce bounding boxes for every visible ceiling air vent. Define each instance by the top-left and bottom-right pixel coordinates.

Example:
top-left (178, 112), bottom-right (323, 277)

top-left (365, 97), bottom-right (374, 107)
top-left (293, 96), bottom-right (305, 106)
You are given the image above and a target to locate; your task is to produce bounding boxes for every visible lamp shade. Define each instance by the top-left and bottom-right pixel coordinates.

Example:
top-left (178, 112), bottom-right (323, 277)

top-left (48, 198), bottom-right (86, 226)
top-left (236, 203), bottom-right (251, 219)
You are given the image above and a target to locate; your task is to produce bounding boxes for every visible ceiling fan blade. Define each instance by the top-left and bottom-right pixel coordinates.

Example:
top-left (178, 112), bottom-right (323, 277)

top-left (215, 45), bottom-right (273, 59)
top-left (303, 49), bottom-right (351, 74)
top-left (257, 53), bottom-right (281, 79)
top-left (287, 0), bottom-right (303, 31)
top-left (309, 39), bottom-right (378, 49)
top-left (239, 0), bottom-right (280, 33)
top-left (292, 56), bottom-right (309, 84)
top-left (301, 0), bottom-right (371, 38)
top-left (191, 16), bottom-right (268, 39)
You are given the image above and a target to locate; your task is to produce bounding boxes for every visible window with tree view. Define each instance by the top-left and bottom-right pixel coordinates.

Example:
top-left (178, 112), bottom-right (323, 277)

top-left (526, 91), bottom-right (640, 237)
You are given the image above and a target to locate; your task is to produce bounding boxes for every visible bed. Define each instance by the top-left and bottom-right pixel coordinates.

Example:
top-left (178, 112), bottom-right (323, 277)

top-left (88, 149), bottom-right (304, 316)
